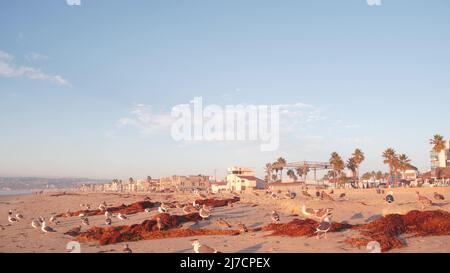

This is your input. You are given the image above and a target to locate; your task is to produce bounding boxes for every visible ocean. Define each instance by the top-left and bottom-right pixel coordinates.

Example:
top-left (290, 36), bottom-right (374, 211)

top-left (0, 190), bottom-right (34, 196)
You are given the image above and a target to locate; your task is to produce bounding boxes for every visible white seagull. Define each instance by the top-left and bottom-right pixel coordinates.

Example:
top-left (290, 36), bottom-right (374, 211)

top-left (199, 208), bottom-right (211, 220)
top-left (271, 211), bottom-right (280, 223)
top-left (16, 213), bottom-right (24, 220)
top-left (31, 219), bottom-right (42, 229)
top-left (192, 239), bottom-right (220, 253)
top-left (8, 215), bottom-right (18, 223)
top-left (385, 191), bottom-right (395, 204)
top-left (105, 217), bottom-right (112, 226)
top-left (41, 221), bottom-right (56, 233)
top-left (117, 213), bottom-right (128, 221)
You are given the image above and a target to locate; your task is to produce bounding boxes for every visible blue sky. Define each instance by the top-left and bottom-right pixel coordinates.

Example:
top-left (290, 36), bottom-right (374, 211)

top-left (1, 0), bottom-right (449, 179)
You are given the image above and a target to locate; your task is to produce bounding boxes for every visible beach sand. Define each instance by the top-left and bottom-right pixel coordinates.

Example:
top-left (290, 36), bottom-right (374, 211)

top-left (1, 187), bottom-right (449, 253)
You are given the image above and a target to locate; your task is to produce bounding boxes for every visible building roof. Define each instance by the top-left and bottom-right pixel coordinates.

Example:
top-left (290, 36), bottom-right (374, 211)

top-left (237, 176), bottom-right (258, 181)
top-left (211, 181), bottom-right (227, 186)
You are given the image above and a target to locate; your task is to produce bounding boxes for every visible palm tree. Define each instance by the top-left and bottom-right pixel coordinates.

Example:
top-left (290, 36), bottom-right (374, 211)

top-left (352, 149), bottom-right (365, 186)
top-left (129, 177), bottom-right (134, 184)
top-left (346, 157), bottom-right (357, 182)
top-left (398, 154), bottom-right (416, 180)
top-left (430, 134), bottom-right (446, 153)
top-left (382, 148), bottom-right (399, 187)
top-left (265, 163), bottom-right (273, 183)
top-left (286, 169), bottom-right (298, 181)
top-left (275, 157), bottom-right (287, 181)
top-left (329, 152), bottom-right (345, 188)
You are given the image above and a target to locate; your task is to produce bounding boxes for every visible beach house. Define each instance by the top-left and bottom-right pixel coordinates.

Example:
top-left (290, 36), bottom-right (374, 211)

top-left (226, 166), bottom-right (265, 192)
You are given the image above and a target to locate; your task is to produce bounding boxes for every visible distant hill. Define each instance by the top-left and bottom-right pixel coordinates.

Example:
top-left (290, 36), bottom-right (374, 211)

top-left (0, 177), bottom-right (109, 191)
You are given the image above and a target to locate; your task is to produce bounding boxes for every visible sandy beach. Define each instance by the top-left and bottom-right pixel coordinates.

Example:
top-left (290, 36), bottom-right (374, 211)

top-left (1, 187), bottom-right (449, 253)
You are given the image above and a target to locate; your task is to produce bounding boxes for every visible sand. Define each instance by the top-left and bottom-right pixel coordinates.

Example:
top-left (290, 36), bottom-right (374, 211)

top-left (0, 187), bottom-right (449, 253)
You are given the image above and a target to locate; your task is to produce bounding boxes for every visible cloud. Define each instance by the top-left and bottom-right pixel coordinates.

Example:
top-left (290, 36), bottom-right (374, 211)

top-left (25, 52), bottom-right (49, 62)
top-left (117, 104), bottom-right (175, 135)
top-left (0, 50), bottom-right (71, 87)
top-left (367, 0), bottom-right (382, 6)
top-left (66, 0), bottom-right (81, 6)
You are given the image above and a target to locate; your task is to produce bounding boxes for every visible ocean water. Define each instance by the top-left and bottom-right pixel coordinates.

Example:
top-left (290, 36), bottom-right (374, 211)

top-left (0, 190), bottom-right (34, 196)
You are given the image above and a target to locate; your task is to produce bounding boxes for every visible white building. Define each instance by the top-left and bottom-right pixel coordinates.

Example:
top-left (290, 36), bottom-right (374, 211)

top-left (226, 166), bottom-right (265, 192)
top-left (210, 181), bottom-right (228, 193)
top-left (431, 139), bottom-right (450, 169)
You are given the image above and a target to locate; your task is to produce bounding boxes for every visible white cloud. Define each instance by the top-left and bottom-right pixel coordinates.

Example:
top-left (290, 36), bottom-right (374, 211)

top-left (117, 104), bottom-right (175, 135)
top-left (367, 0), bottom-right (382, 6)
top-left (25, 52), bottom-right (49, 61)
top-left (0, 50), bottom-right (71, 87)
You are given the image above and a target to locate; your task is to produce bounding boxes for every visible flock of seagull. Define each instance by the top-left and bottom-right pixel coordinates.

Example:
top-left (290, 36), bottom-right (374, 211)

top-left (2, 187), bottom-right (447, 253)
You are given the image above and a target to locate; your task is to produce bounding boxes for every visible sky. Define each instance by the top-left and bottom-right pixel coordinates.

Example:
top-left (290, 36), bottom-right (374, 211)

top-left (1, 0), bottom-right (449, 180)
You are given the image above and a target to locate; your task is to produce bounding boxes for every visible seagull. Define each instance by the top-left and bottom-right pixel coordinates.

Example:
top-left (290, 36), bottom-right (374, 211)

top-left (64, 226), bottom-right (81, 237)
top-left (385, 191), bottom-right (395, 204)
top-left (117, 213), bottom-right (128, 221)
top-left (31, 219), bottom-right (42, 229)
top-left (49, 216), bottom-right (60, 225)
top-left (315, 217), bottom-right (331, 239)
top-left (65, 210), bottom-right (71, 217)
top-left (199, 208), bottom-right (211, 220)
top-left (98, 203), bottom-right (107, 211)
top-left (434, 192), bottom-right (445, 201)
top-left (320, 191), bottom-right (335, 201)
top-left (41, 221), bottom-right (56, 233)
top-left (237, 223), bottom-right (248, 233)
top-left (105, 210), bottom-right (112, 218)
top-left (302, 190), bottom-right (312, 198)
top-left (78, 213), bottom-right (85, 217)
top-left (123, 244), bottom-right (132, 253)
top-left (301, 205), bottom-right (333, 220)
top-left (328, 189), bottom-right (334, 195)
top-left (339, 193), bottom-right (346, 199)
top-left (81, 217), bottom-right (90, 226)
top-left (193, 200), bottom-right (201, 210)
top-left (416, 192), bottom-right (433, 210)
top-left (8, 215), bottom-right (18, 223)
top-left (271, 211), bottom-right (280, 222)
top-left (158, 205), bottom-right (168, 214)
top-left (144, 208), bottom-right (152, 213)
top-left (215, 218), bottom-right (232, 228)
top-left (16, 213), bottom-right (24, 220)
top-left (315, 191), bottom-right (321, 198)
top-left (191, 239), bottom-right (220, 253)
top-left (105, 217), bottom-right (112, 226)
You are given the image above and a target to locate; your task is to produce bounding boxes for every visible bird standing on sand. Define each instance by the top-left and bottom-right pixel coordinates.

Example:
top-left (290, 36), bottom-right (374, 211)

top-left (8, 215), bottom-right (18, 223)
top-left (329, 189), bottom-right (334, 195)
top-left (320, 191), bottom-right (335, 201)
top-left (416, 192), bottom-right (433, 210)
top-left (302, 190), bottom-right (312, 198)
top-left (301, 205), bottom-right (333, 220)
top-left (191, 240), bottom-right (220, 253)
top-left (199, 208), bottom-right (211, 220)
top-left (385, 191), bottom-right (395, 204)
top-left (50, 216), bottom-right (60, 225)
top-left (144, 208), bottom-right (152, 213)
top-left (98, 202), bottom-right (107, 211)
top-left (339, 193), bottom-right (346, 199)
top-left (117, 213), bottom-right (128, 221)
top-left (158, 204), bottom-right (168, 214)
top-left (31, 219), bottom-right (41, 229)
top-left (105, 210), bottom-right (112, 218)
top-left (41, 221), bottom-right (56, 233)
top-left (315, 191), bottom-right (321, 198)
top-left (193, 200), bottom-right (202, 210)
top-left (81, 217), bottom-right (90, 226)
top-left (123, 244), bottom-right (132, 253)
top-left (434, 192), bottom-right (445, 201)
top-left (237, 223), bottom-right (248, 233)
top-left (105, 217), bottom-right (112, 226)
top-left (315, 217), bottom-right (331, 239)
top-left (271, 211), bottom-right (280, 222)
